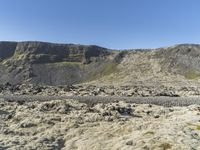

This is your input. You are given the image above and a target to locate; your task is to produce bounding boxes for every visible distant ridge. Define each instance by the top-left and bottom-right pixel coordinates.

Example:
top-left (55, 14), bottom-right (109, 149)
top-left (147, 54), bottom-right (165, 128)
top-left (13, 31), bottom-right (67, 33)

top-left (0, 41), bottom-right (200, 85)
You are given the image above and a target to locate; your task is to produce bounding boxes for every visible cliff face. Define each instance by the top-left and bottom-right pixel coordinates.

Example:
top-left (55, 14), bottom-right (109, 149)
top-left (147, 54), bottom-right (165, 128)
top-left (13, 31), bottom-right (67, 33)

top-left (4, 41), bottom-right (110, 63)
top-left (0, 41), bottom-right (114, 85)
top-left (0, 42), bottom-right (17, 60)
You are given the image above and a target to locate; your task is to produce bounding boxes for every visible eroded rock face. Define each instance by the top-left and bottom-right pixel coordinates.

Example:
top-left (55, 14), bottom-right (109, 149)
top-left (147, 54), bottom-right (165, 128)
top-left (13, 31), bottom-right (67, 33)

top-left (0, 99), bottom-right (199, 150)
top-left (0, 42), bottom-right (110, 64)
top-left (0, 42), bottom-right (17, 60)
top-left (0, 41), bottom-right (113, 85)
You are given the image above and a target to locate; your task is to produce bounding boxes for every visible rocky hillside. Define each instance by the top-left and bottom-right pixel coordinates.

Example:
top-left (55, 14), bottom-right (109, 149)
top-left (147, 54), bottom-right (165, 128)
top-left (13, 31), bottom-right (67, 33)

top-left (1, 42), bottom-right (200, 86)
top-left (94, 44), bottom-right (200, 87)
top-left (0, 41), bottom-right (119, 85)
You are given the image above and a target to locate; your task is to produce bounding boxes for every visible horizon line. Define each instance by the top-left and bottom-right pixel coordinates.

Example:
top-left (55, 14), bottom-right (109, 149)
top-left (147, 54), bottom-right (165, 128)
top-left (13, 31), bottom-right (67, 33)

top-left (0, 40), bottom-right (200, 50)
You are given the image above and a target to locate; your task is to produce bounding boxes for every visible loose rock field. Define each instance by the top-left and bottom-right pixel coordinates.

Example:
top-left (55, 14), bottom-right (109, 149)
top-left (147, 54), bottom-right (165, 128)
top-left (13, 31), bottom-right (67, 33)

top-left (0, 98), bottom-right (200, 149)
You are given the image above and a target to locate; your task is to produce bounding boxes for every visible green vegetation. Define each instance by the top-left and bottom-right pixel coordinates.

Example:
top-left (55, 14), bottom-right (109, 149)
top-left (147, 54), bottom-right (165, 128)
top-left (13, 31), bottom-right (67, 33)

top-left (68, 53), bottom-right (83, 57)
top-left (143, 131), bottom-right (155, 136)
top-left (100, 62), bottom-right (118, 76)
top-left (197, 125), bottom-right (200, 130)
top-left (188, 123), bottom-right (200, 130)
top-left (185, 69), bottom-right (200, 79)
top-left (159, 143), bottom-right (172, 150)
top-left (90, 62), bottom-right (118, 80)
top-left (80, 61), bottom-right (119, 83)
top-left (45, 61), bottom-right (82, 66)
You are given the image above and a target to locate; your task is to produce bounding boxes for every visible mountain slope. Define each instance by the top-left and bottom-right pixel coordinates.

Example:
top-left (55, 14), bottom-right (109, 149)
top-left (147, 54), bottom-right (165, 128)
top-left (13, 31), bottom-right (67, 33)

top-left (0, 41), bottom-right (117, 85)
top-left (92, 44), bottom-right (200, 86)
top-left (1, 42), bottom-right (200, 86)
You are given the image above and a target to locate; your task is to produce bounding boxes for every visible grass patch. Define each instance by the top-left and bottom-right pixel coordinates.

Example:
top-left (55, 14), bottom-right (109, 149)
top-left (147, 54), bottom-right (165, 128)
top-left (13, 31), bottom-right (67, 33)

top-left (143, 131), bottom-right (155, 136)
top-left (159, 143), bottom-right (171, 150)
top-left (68, 53), bottom-right (83, 57)
top-left (100, 62), bottom-right (118, 76)
top-left (188, 123), bottom-right (200, 130)
top-left (80, 61), bottom-right (119, 83)
top-left (185, 69), bottom-right (200, 79)
top-left (46, 61), bottom-right (82, 66)
top-left (89, 62), bottom-right (118, 80)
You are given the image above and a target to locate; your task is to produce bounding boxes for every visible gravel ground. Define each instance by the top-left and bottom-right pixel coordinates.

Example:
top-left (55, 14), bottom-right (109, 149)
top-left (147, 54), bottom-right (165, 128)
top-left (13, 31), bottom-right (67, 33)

top-left (1, 95), bottom-right (200, 107)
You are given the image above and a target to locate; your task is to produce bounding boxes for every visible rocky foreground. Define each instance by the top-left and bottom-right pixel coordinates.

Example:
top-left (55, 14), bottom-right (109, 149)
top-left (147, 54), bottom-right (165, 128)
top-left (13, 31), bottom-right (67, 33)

top-left (0, 98), bottom-right (200, 150)
top-left (2, 83), bottom-right (200, 97)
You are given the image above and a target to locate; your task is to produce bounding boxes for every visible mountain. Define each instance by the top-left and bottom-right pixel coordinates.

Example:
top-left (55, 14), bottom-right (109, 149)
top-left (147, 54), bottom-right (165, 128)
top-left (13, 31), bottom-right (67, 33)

top-left (1, 41), bottom-right (200, 86)
top-left (96, 44), bottom-right (200, 87)
top-left (0, 41), bottom-right (118, 85)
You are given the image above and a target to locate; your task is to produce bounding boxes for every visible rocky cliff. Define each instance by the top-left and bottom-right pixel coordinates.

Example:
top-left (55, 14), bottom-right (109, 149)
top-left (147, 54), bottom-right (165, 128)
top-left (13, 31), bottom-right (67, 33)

top-left (0, 41), bottom-right (116, 85)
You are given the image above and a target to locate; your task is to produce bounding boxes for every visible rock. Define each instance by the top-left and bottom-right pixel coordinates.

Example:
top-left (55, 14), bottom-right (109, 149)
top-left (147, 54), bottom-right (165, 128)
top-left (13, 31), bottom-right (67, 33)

top-left (62, 85), bottom-right (71, 92)
top-left (116, 107), bottom-right (133, 115)
top-left (39, 103), bottom-right (56, 111)
top-left (154, 114), bottom-right (160, 118)
top-left (0, 99), bottom-right (200, 149)
top-left (126, 140), bottom-right (133, 146)
top-left (56, 104), bottom-right (71, 114)
top-left (19, 122), bottom-right (37, 128)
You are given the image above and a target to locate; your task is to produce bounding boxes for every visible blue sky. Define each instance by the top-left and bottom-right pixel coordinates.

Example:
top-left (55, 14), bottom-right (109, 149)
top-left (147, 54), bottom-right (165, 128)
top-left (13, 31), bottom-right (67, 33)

top-left (0, 0), bottom-right (200, 49)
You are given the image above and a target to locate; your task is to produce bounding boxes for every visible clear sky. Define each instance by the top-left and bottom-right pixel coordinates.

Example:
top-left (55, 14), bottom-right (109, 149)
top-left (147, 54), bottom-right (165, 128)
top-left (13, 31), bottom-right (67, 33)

top-left (0, 0), bottom-right (200, 49)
